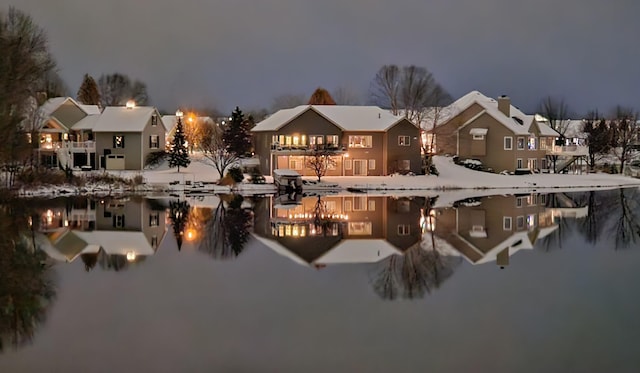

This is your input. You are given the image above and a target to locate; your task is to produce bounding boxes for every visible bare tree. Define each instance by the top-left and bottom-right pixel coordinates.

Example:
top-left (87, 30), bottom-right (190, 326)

top-left (305, 149), bottom-right (337, 182)
top-left (332, 85), bottom-right (362, 105)
top-left (582, 110), bottom-right (612, 171)
top-left (201, 122), bottom-right (238, 181)
top-left (538, 96), bottom-right (571, 135)
top-left (98, 73), bottom-right (149, 107)
top-left (271, 92), bottom-right (306, 112)
top-left (609, 106), bottom-right (638, 174)
top-left (369, 65), bottom-right (451, 124)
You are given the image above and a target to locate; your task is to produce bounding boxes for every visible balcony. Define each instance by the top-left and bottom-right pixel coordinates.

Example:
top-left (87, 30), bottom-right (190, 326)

top-left (40, 141), bottom-right (96, 152)
top-left (270, 143), bottom-right (345, 153)
top-left (547, 145), bottom-right (589, 156)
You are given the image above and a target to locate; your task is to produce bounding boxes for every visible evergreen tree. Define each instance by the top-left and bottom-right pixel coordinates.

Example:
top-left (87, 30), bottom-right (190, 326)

top-left (168, 116), bottom-right (191, 172)
top-left (76, 73), bottom-right (101, 106)
top-left (222, 106), bottom-right (253, 157)
top-left (169, 200), bottom-right (190, 251)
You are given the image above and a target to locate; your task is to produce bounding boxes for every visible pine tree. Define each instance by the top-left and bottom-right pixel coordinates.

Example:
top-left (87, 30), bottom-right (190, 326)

top-left (222, 106), bottom-right (253, 157)
top-left (168, 116), bottom-right (191, 172)
top-left (76, 73), bottom-right (101, 106)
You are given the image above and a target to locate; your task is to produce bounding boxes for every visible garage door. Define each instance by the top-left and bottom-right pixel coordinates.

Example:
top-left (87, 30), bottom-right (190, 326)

top-left (106, 154), bottom-right (125, 170)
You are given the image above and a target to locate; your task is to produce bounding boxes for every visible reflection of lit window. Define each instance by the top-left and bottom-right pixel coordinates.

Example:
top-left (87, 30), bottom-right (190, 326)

top-left (149, 213), bottom-right (159, 227)
top-left (421, 210), bottom-right (436, 232)
top-left (352, 197), bottom-right (367, 211)
top-left (527, 214), bottom-right (536, 229)
top-left (126, 251), bottom-right (137, 261)
top-left (151, 235), bottom-right (158, 249)
top-left (348, 222), bottom-right (372, 235)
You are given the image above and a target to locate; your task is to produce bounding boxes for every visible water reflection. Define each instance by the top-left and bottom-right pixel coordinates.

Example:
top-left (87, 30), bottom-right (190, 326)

top-left (35, 197), bottom-right (167, 271)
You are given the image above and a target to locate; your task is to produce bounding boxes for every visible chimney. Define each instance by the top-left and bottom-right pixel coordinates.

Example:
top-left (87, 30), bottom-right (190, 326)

top-left (497, 95), bottom-right (510, 117)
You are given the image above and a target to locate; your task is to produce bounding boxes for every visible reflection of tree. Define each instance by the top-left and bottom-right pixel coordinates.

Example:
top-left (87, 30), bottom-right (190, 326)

top-left (311, 195), bottom-right (341, 237)
top-left (610, 188), bottom-right (640, 250)
top-left (372, 245), bottom-right (460, 300)
top-left (0, 206), bottom-right (56, 352)
top-left (580, 191), bottom-right (607, 245)
top-left (199, 195), bottom-right (252, 259)
top-left (170, 200), bottom-right (191, 251)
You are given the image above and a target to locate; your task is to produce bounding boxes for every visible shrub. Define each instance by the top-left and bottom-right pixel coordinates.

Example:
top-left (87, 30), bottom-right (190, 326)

top-left (17, 168), bottom-right (67, 186)
top-left (145, 150), bottom-right (167, 168)
top-left (227, 166), bottom-right (244, 183)
top-left (248, 167), bottom-right (266, 184)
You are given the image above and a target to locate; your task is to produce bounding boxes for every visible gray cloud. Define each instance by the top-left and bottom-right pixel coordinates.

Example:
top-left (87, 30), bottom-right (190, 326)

top-left (3, 0), bottom-right (639, 115)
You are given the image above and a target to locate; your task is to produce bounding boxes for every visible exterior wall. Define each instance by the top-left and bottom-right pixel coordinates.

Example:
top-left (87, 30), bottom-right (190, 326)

top-left (141, 112), bottom-right (166, 169)
top-left (459, 113), bottom-right (516, 172)
top-left (52, 100), bottom-right (87, 128)
top-left (384, 119), bottom-right (422, 175)
top-left (431, 103), bottom-right (485, 155)
top-left (343, 131), bottom-right (384, 176)
top-left (253, 131), bottom-right (274, 175)
top-left (95, 198), bottom-right (165, 250)
top-left (384, 197), bottom-right (423, 251)
top-left (95, 132), bottom-right (142, 170)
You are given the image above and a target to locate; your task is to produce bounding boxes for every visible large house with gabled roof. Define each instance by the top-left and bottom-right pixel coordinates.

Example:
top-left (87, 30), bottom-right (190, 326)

top-left (427, 91), bottom-right (565, 173)
top-left (251, 105), bottom-right (422, 177)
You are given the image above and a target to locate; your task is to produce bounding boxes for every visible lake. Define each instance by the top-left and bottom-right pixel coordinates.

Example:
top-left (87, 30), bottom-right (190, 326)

top-left (1, 189), bottom-right (640, 372)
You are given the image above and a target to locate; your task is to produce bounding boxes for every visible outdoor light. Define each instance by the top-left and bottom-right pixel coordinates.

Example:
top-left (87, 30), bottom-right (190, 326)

top-left (126, 251), bottom-right (137, 261)
top-left (126, 100), bottom-right (136, 109)
top-left (176, 109), bottom-right (184, 118)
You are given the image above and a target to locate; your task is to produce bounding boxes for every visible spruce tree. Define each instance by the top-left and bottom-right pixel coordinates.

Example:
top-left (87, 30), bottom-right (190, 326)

top-left (76, 73), bottom-right (101, 106)
top-left (222, 106), bottom-right (253, 157)
top-left (168, 116), bottom-right (191, 172)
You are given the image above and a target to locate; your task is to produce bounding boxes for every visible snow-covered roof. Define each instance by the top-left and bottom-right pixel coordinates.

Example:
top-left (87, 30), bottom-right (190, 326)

top-left (71, 114), bottom-right (100, 130)
top-left (92, 106), bottom-right (164, 132)
top-left (445, 91), bottom-right (559, 137)
top-left (314, 239), bottom-right (403, 264)
top-left (162, 115), bottom-right (178, 133)
top-left (79, 104), bottom-right (101, 115)
top-left (252, 105), bottom-right (409, 132)
top-left (39, 97), bottom-right (99, 116)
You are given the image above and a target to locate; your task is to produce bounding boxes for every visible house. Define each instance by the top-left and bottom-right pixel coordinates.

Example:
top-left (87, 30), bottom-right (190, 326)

top-left (36, 97), bottom-right (100, 169)
top-left (428, 91), bottom-right (564, 173)
top-left (252, 195), bottom-right (423, 268)
top-left (92, 104), bottom-right (166, 170)
top-left (36, 197), bottom-right (167, 266)
top-left (251, 105), bottom-right (422, 177)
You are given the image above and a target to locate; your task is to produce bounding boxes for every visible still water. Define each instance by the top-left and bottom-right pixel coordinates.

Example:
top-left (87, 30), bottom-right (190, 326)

top-left (1, 189), bottom-right (640, 372)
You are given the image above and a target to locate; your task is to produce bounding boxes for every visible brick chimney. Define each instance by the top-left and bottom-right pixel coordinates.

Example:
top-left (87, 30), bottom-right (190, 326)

top-left (497, 95), bottom-right (510, 117)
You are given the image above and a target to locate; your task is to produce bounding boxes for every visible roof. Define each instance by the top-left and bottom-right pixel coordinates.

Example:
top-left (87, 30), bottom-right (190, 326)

top-left (71, 114), bottom-right (100, 130)
top-left (444, 91), bottom-right (559, 137)
top-left (92, 106), bottom-right (164, 132)
top-left (252, 105), bottom-right (409, 132)
top-left (79, 104), bottom-right (101, 115)
top-left (40, 97), bottom-right (100, 116)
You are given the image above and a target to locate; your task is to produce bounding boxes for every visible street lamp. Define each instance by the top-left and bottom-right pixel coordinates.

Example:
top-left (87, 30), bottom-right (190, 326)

top-left (175, 109), bottom-right (184, 118)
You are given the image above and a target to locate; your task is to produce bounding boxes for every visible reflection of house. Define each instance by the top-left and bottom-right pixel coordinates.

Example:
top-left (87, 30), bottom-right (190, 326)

top-left (430, 194), bottom-right (588, 267)
top-left (36, 97), bottom-right (166, 170)
top-left (253, 195), bottom-right (423, 267)
top-left (428, 91), bottom-right (572, 173)
top-left (251, 105), bottom-right (422, 177)
top-left (37, 198), bottom-right (167, 265)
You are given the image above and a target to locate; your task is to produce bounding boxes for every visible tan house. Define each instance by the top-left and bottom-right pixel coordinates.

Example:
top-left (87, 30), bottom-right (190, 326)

top-left (428, 91), bottom-right (561, 173)
top-left (251, 105), bottom-right (422, 176)
top-left (37, 97), bottom-right (100, 169)
top-left (252, 195), bottom-right (423, 268)
top-left (92, 105), bottom-right (166, 170)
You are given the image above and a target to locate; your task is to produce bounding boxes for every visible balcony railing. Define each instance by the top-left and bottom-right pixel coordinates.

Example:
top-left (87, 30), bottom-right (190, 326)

top-left (271, 143), bottom-right (345, 152)
top-left (40, 141), bottom-right (96, 152)
top-left (547, 145), bottom-right (589, 156)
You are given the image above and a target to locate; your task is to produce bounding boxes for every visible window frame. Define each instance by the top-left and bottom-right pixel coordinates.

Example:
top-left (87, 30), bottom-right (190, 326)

top-left (398, 135), bottom-right (410, 146)
top-left (504, 136), bottom-right (513, 150)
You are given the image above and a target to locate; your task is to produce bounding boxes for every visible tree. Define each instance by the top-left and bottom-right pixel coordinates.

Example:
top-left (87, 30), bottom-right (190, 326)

top-left (168, 115), bottom-right (191, 172)
top-left (169, 200), bottom-right (190, 251)
top-left (271, 92), bottom-right (306, 112)
top-left (370, 65), bottom-right (452, 124)
top-left (538, 96), bottom-right (571, 172)
top-left (305, 149), bottom-right (337, 182)
top-left (222, 106), bottom-right (252, 157)
top-left (97, 73), bottom-right (149, 107)
top-left (307, 87), bottom-right (336, 105)
top-left (76, 73), bottom-right (101, 106)
top-left (201, 122), bottom-right (238, 181)
top-left (582, 110), bottom-right (612, 171)
top-left (0, 8), bottom-right (57, 187)
top-left (609, 106), bottom-right (638, 174)
top-left (332, 85), bottom-right (362, 105)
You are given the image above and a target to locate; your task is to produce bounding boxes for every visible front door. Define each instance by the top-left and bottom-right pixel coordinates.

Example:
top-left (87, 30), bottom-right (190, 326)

top-left (353, 159), bottom-right (367, 176)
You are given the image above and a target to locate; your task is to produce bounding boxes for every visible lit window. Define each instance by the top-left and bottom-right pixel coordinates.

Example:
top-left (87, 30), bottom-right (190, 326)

top-left (151, 115), bottom-right (158, 127)
top-left (149, 135), bottom-right (159, 149)
top-left (517, 137), bottom-right (525, 150)
top-left (528, 137), bottom-right (537, 150)
top-left (369, 159), bottom-right (376, 170)
top-left (149, 213), bottom-right (159, 227)
top-left (348, 135), bottom-right (372, 148)
top-left (113, 135), bottom-right (125, 148)
top-left (398, 135), bottom-right (410, 146)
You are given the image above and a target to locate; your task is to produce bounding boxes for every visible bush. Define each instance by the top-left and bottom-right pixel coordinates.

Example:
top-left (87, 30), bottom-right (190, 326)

top-left (17, 168), bottom-right (67, 186)
top-left (248, 167), bottom-right (266, 184)
top-left (145, 150), bottom-right (167, 169)
top-left (227, 166), bottom-right (244, 183)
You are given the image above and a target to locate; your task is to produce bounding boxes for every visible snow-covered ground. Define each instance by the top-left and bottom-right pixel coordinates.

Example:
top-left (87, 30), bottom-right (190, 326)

top-left (15, 154), bottom-right (640, 197)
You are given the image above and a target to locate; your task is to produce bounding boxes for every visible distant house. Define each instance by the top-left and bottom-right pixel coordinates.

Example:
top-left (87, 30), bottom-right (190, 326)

top-left (92, 105), bottom-right (166, 170)
top-left (428, 91), bottom-right (566, 173)
top-left (251, 105), bottom-right (422, 176)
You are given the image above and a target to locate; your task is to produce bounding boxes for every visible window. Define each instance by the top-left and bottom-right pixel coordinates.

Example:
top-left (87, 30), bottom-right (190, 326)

top-left (289, 157), bottom-right (303, 170)
top-left (369, 159), bottom-right (376, 170)
top-left (470, 128), bottom-right (487, 140)
top-left (541, 158), bottom-right (547, 170)
top-left (348, 135), bottom-right (372, 148)
top-left (149, 135), bottom-right (159, 149)
top-left (344, 199), bottom-right (352, 211)
top-left (151, 235), bottom-right (158, 249)
top-left (151, 115), bottom-right (158, 127)
top-left (504, 136), bottom-right (513, 150)
top-left (472, 134), bottom-right (485, 140)
top-left (516, 197), bottom-right (523, 207)
top-left (398, 135), bottom-right (410, 146)
top-left (344, 159), bottom-right (352, 170)
top-left (503, 217), bottom-right (512, 230)
top-left (528, 137), bottom-right (537, 150)
top-left (310, 135), bottom-right (323, 148)
top-left (397, 225), bottom-right (410, 235)
top-left (516, 216), bottom-right (525, 230)
top-left (517, 158), bottom-right (523, 168)
top-left (540, 194), bottom-right (547, 204)
top-left (352, 197), bottom-right (368, 211)
top-left (113, 214), bottom-right (125, 228)
top-left (113, 135), bottom-right (125, 148)
top-left (149, 213), bottom-right (159, 227)
top-left (348, 222), bottom-right (372, 235)
top-left (517, 137), bottom-right (525, 150)
top-left (368, 200), bottom-right (376, 211)
top-left (527, 214), bottom-right (537, 229)
top-left (326, 135), bottom-right (339, 148)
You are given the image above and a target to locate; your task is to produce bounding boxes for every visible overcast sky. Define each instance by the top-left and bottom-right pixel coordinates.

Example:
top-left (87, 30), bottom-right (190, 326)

top-left (3, 0), bottom-right (639, 115)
